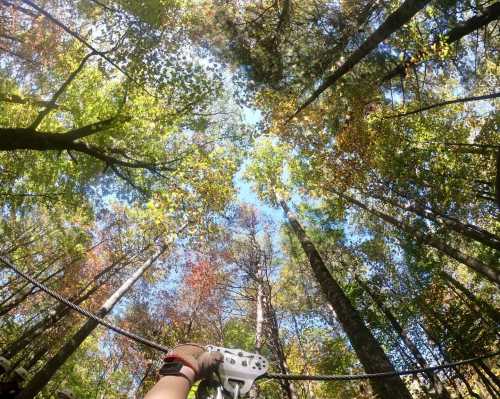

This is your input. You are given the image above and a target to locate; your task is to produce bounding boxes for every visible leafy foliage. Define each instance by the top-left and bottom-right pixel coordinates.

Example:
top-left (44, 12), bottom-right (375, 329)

top-left (0, 1), bottom-right (498, 398)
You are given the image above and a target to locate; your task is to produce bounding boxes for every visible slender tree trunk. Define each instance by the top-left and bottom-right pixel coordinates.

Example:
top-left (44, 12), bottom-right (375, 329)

top-left (3, 253), bottom-right (132, 359)
top-left (255, 279), bottom-right (264, 353)
top-left (396, 344), bottom-right (432, 398)
top-left (420, 300), bottom-right (498, 397)
top-left (23, 346), bottom-right (48, 372)
top-left (296, 0), bottom-right (430, 114)
top-left (382, 2), bottom-right (500, 81)
top-left (356, 276), bottom-right (451, 399)
top-left (478, 359), bottom-right (500, 390)
top-left (14, 246), bottom-right (167, 399)
top-left (440, 271), bottom-right (500, 326)
top-left (419, 322), bottom-right (481, 399)
top-left (0, 265), bottom-right (65, 317)
top-left (248, 275), bottom-right (265, 399)
top-left (472, 363), bottom-right (499, 397)
top-left (291, 314), bottom-right (315, 399)
top-left (264, 290), bottom-right (298, 399)
top-left (336, 191), bottom-right (499, 285)
top-left (495, 151), bottom-right (500, 208)
top-left (279, 199), bottom-right (412, 399)
top-left (3, 280), bottom-right (105, 359)
top-left (371, 192), bottom-right (500, 251)
top-left (0, 255), bottom-right (63, 308)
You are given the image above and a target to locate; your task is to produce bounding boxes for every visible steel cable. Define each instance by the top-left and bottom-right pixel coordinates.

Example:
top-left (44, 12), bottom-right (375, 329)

top-left (0, 256), bottom-right (171, 353)
top-left (2, 256), bottom-right (498, 382)
top-left (263, 351), bottom-right (500, 381)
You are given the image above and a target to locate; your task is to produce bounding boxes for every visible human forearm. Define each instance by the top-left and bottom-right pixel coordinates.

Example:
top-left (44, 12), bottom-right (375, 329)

top-left (143, 375), bottom-right (191, 399)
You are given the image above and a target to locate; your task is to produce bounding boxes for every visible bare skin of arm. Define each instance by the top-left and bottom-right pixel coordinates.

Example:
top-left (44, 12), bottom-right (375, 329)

top-left (144, 375), bottom-right (191, 399)
top-left (143, 344), bottom-right (222, 399)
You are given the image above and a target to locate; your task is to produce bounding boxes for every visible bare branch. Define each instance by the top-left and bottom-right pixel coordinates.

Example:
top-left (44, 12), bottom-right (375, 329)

top-left (384, 92), bottom-right (500, 118)
top-left (30, 51), bottom-right (95, 129)
top-left (20, 0), bottom-right (152, 95)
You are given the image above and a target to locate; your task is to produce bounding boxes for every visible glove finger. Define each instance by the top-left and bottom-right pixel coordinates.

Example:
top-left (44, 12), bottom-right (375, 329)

top-left (198, 352), bottom-right (224, 379)
top-left (207, 352), bottom-right (224, 365)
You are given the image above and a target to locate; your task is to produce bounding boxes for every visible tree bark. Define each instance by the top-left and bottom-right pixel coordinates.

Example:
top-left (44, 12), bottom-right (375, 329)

top-left (0, 265), bottom-right (64, 317)
top-left (495, 151), bottom-right (500, 208)
top-left (472, 363), bottom-right (500, 397)
top-left (356, 276), bottom-right (451, 399)
top-left (418, 322), bottom-right (481, 399)
top-left (382, 3), bottom-right (500, 82)
top-left (294, 0), bottom-right (430, 115)
top-left (370, 192), bottom-right (500, 251)
top-left (248, 274), bottom-right (265, 399)
top-left (3, 252), bottom-right (133, 359)
top-left (336, 191), bottom-right (499, 285)
top-left (385, 92), bottom-right (500, 118)
top-left (440, 271), bottom-right (500, 324)
top-left (14, 246), bottom-right (166, 399)
top-left (264, 289), bottom-right (298, 399)
top-left (279, 199), bottom-right (412, 399)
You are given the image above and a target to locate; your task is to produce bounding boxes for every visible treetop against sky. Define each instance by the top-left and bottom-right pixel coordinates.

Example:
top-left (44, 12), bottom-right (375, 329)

top-left (0, 1), bottom-right (498, 398)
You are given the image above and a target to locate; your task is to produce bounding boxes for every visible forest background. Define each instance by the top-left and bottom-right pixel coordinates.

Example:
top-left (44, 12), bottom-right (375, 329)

top-left (0, 0), bottom-right (498, 398)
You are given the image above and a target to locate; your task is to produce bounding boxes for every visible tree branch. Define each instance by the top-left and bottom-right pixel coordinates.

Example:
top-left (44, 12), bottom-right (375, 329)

top-left (0, 94), bottom-right (59, 108)
top-left (20, 0), bottom-right (151, 95)
top-left (381, 2), bottom-right (500, 82)
top-left (292, 0), bottom-right (430, 117)
top-left (0, 128), bottom-right (177, 179)
top-left (384, 92), bottom-right (500, 118)
top-left (30, 51), bottom-right (95, 129)
top-left (61, 115), bottom-right (128, 141)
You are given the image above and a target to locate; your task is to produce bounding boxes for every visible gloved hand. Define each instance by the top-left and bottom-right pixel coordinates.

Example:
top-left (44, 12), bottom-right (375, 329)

top-left (162, 343), bottom-right (223, 383)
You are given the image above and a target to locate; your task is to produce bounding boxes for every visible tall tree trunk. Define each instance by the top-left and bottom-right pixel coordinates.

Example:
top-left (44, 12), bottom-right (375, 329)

top-left (279, 199), bottom-right (412, 399)
top-left (477, 359), bottom-right (500, 391)
top-left (396, 344), bottom-right (432, 398)
top-left (418, 322), bottom-right (481, 399)
top-left (420, 300), bottom-right (498, 397)
top-left (295, 0), bottom-right (430, 114)
top-left (14, 246), bottom-right (167, 399)
top-left (23, 346), bottom-right (48, 372)
top-left (495, 151), bottom-right (500, 208)
top-left (0, 263), bottom-right (64, 317)
top-left (440, 271), bottom-right (500, 328)
top-left (3, 253), bottom-right (133, 359)
top-left (264, 289), bottom-right (298, 399)
top-left (472, 363), bottom-right (500, 397)
top-left (255, 278), bottom-right (264, 353)
top-left (370, 192), bottom-right (500, 251)
top-left (291, 314), bottom-right (315, 399)
top-left (356, 276), bottom-right (451, 399)
top-left (0, 265), bottom-right (65, 317)
top-left (248, 275), bottom-right (265, 399)
top-left (4, 281), bottom-right (105, 359)
top-left (336, 191), bottom-right (499, 285)
top-left (382, 2), bottom-right (500, 81)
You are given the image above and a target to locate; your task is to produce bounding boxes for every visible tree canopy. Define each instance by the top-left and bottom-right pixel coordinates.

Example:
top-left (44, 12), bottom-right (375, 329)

top-left (0, 1), bottom-right (498, 398)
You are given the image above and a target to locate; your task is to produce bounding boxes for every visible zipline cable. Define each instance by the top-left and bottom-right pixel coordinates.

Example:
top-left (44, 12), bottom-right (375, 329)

top-left (263, 351), bottom-right (500, 381)
top-left (2, 255), bottom-right (498, 382)
top-left (0, 256), bottom-right (171, 354)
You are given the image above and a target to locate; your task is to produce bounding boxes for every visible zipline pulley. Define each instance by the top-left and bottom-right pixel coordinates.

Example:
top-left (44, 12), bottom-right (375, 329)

top-left (199, 346), bottom-right (269, 399)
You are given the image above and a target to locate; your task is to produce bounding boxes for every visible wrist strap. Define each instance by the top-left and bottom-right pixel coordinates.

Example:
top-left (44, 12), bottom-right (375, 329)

top-left (159, 361), bottom-right (196, 384)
